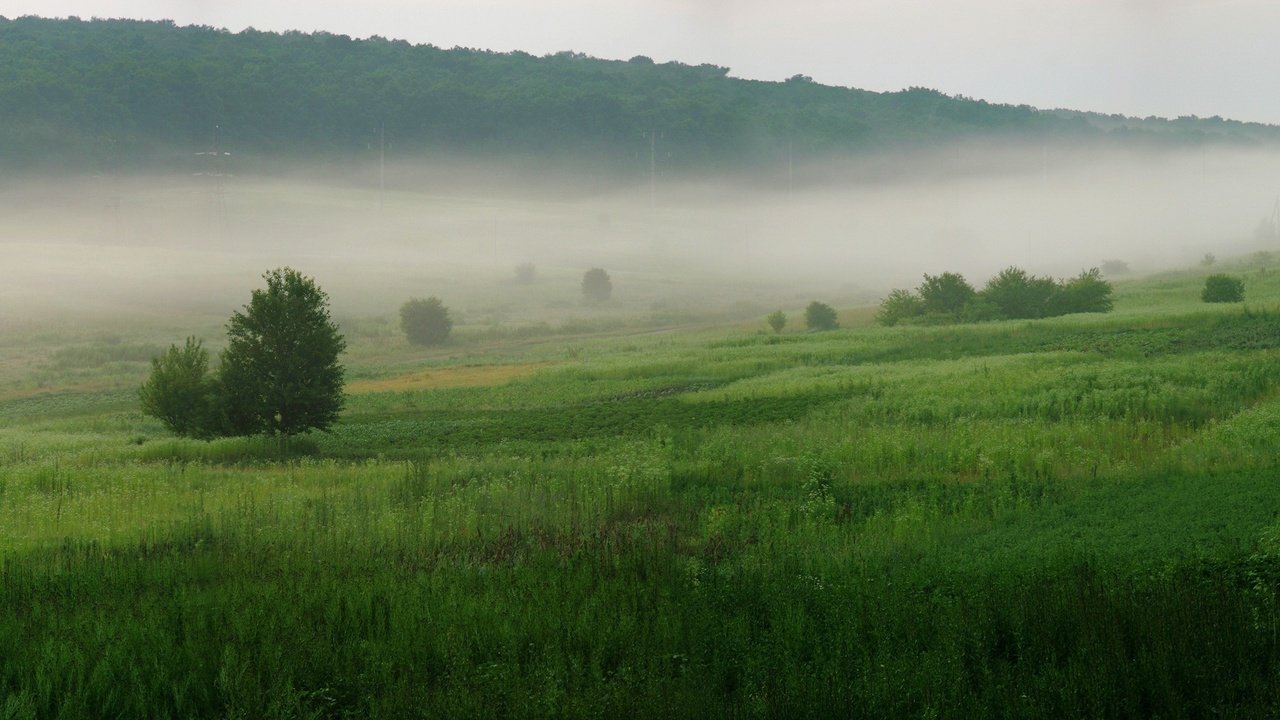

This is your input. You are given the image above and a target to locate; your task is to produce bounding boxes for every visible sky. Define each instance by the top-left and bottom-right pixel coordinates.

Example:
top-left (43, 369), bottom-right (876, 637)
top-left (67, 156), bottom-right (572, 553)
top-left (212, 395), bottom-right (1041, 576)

top-left (6, 0), bottom-right (1280, 124)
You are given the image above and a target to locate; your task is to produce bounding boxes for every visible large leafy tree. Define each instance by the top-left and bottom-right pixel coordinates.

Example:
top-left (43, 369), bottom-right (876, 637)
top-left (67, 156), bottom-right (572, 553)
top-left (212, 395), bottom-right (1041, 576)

top-left (219, 268), bottom-right (346, 437)
top-left (918, 272), bottom-right (976, 315)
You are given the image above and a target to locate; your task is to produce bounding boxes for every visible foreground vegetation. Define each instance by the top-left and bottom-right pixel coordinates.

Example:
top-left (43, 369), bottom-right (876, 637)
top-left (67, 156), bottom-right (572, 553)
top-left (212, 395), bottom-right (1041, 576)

top-left (3, 260), bottom-right (1280, 717)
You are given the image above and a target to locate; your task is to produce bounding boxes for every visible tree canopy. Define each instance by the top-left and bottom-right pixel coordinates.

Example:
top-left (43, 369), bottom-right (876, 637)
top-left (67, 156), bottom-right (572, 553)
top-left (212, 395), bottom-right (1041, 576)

top-left (1202, 274), bottom-right (1245, 303)
top-left (878, 267), bottom-right (1114, 326)
top-left (582, 268), bottom-right (613, 303)
top-left (3, 16), bottom-right (1276, 173)
top-left (219, 268), bottom-right (346, 437)
top-left (805, 301), bottom-right (839, 331)
top-left (400, 297), bottom-right (453, 345)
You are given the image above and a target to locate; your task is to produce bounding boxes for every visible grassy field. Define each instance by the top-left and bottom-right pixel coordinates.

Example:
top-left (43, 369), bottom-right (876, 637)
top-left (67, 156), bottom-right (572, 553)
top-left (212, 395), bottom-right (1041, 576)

top-left (3, 258), bottom-right (1280, 718)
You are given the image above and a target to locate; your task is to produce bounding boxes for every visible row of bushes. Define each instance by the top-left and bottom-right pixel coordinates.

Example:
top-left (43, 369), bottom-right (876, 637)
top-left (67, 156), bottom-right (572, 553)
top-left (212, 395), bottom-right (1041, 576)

top-left (877, 268), bottom-right (1114, 326)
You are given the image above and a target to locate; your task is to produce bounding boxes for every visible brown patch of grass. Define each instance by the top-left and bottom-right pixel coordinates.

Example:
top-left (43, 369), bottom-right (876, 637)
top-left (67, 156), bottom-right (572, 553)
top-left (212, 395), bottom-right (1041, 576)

top-left (349, 362), bottom-right (556, 394)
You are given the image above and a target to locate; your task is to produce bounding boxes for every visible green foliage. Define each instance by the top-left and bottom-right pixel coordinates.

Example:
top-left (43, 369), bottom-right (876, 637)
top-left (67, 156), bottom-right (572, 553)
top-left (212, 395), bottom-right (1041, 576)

top-left (982, 266), bottom-right (1056, 319)
top-left (804, 301), bottom-right (839, 331)
top-left (581, 268), bottom-right (612, 303)
top-left (1047, 268), bottom-right (1114, 315)
top-left (958, 293), bottom-right (1002, 323)
top-left (886, 267), bottom-right (1113, 326)
top-left (1203, 274), bottom-right (1245, 303)
top-left (13, 266), bottom-right (1280, 716)
top-left (2, 17), bottom-right (1276, 173)
top-left (399, 296), bottom-right (453, 346)
top-left (1101, 259), bottom-right (1131, 276)
top-left (876, 289), bottom-right (923, 326)
top-left (766, 310), bottom-right (786, 334)
top-left (219, 268), bottom-right (346, 437)
top-left (919, 272), bottom-right (977, 315)
top-left (138, 337), bottom-right (216, 438)
top-left (514, 262), bottom-right (536, 284)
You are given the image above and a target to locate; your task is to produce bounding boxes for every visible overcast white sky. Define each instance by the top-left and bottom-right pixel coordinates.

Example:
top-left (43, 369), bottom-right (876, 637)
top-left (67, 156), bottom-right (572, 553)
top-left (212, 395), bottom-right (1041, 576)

top-left (6, 0), bottom-right (1280, 123)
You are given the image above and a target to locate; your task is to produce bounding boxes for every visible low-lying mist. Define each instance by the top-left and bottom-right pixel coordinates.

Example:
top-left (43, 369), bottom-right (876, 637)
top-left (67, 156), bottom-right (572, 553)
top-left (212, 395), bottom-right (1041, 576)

top-left (2, 142), bottom-right (1278, 335)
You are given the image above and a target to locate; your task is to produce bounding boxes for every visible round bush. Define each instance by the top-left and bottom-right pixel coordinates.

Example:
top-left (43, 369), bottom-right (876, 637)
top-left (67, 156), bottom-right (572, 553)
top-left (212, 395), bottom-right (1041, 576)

top-left (400, 297), bottom-right (453, 345)
top-left (1202, 274), bottom-right (1244, 303)
top-left (805, 301), bottom-right (839, 331)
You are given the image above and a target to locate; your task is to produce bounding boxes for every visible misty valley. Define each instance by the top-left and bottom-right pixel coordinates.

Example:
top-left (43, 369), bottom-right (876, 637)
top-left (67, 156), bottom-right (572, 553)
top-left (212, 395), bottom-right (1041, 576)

top-left (6, 14), bottom-right (1280, 720)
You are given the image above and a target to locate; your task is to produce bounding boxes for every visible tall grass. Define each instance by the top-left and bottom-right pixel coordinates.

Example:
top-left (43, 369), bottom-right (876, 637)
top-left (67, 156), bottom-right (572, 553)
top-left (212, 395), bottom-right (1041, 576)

top-left (4, 284), bottom-right (1280, 716)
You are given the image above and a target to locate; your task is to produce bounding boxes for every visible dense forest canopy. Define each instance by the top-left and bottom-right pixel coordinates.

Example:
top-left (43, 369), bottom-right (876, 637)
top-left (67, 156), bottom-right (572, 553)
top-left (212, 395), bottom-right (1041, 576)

top-left (3, 15), bottom-right (1279, 175)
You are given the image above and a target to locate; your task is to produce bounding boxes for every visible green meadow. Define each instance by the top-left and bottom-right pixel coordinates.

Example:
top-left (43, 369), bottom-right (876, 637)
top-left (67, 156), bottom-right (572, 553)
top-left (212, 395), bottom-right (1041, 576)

top-left (4, 259), bottom-right (1280, 718)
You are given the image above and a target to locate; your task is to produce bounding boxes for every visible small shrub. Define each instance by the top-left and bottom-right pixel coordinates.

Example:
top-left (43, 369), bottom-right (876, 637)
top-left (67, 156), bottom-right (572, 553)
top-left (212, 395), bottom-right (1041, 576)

top-left (766, 310), bottom-right (786, 334)
top-left (400, 297), bottom-right (453, 345)
top-left (1202, 274), bottom-right (1245, 303)
top-left (805, 301), bottom-right (838, 331)
top-left (582, 268), bottom-right (612, 303)
top-left (139, 337), bottom-right (218, 439)
top-left (876, 289), bottom-right (923, 326)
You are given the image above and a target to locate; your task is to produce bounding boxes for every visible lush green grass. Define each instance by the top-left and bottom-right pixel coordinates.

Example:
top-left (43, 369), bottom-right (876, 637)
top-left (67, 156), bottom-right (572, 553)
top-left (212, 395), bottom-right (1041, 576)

top-left (4, 263), bottom-right (1280, 717)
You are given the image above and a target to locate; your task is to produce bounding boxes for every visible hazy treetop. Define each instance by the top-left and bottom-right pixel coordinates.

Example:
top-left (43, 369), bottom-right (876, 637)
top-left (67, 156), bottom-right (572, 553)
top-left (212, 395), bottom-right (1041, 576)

top-left (8, 0), bottom-right (1280, 124)
top-left (3, 16), bottom-right (1275, 174)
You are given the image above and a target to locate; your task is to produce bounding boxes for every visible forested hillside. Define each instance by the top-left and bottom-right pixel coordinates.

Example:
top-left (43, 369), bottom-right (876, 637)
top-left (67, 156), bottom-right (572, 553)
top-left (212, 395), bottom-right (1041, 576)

top-left (3, 15), bottom-right (1278, 174)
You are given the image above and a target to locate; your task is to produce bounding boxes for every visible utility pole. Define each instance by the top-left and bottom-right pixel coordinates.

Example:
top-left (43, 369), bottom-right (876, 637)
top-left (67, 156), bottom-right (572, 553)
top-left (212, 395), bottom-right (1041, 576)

top-left (102, 137), bottom-right (121, 239)
top-left (195, 124), bottom-right (231, 231)
top-left (648, 129), bottom-right (656, 208)
top-left (787, 138), bottom-right (794, 198)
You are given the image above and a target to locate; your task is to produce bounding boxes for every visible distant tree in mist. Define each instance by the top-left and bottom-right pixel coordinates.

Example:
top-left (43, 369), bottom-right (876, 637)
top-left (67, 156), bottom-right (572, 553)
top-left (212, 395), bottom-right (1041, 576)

top-left (918, 272), bottom-right (976, 316)
top-left (1101, 259), bottom-right (1131, 276)
top-left (582, 268), bottom-right (612, 303)
top-left (1201, 253), bottom-right (1217, 267)
top-left (766, 310), bottom-right (786, 334)
top-left (805, 301), bottom-right (838, 331)
top-left (400, 297), bottom-right (453, 345)
top-left (514, 262), bottom-right (536, 284)
top-left (1202, 274), bottom-right (1244, 303)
